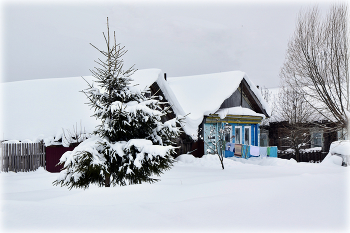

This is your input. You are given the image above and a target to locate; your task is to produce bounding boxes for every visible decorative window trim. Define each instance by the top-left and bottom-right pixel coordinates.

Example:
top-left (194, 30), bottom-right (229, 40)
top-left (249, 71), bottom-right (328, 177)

top-left (260, 131), bottom-right (269, 147)
top-left (235, 126), bottom-right (242, 144)
top-left (244, 126), bottom-right (251, 145)
top-left (310, 129), bottom-right (323, 148)
top-left (224, 124), bottom-right (233, 143)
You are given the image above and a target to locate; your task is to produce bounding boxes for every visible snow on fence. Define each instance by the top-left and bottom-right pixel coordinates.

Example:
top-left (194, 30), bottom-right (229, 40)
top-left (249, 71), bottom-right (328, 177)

top-left (278, 150), bottom-right (328, 163)
top-left (0, 142), bottom-right (45, 172)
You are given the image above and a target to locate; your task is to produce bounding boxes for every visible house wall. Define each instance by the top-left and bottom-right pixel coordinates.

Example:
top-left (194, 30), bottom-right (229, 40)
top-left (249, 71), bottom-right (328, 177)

top-left (265, 121), bottom-right (338, 152)
top-left (219, 89), bottom-right (252, 110)
top-left (219, 80), bottom-right (268, 116)
top-left (203, 120), bottom-right (260, 156)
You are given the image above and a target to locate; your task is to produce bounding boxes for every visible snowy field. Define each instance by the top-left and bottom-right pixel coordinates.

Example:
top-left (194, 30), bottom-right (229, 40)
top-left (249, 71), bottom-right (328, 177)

top-left (1, 154), bottom-right (349, 233)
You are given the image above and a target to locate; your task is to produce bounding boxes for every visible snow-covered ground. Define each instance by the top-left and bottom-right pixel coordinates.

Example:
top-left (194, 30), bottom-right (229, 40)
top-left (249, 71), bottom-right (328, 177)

top-left (1, 155), bottom-right (349, 233)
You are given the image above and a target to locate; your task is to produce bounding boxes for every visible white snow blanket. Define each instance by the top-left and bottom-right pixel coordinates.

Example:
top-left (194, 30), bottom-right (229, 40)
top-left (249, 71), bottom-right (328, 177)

top-left (329, 140), bottom-right (350, 166)
top-left (0, 69), bottom-right (163, 143)
top-left (1, 69), bottom-right (270, 143)
top-left (216, 106), bottom-right (266, 119)
top-left (1, 154), bottom-right (348, 232)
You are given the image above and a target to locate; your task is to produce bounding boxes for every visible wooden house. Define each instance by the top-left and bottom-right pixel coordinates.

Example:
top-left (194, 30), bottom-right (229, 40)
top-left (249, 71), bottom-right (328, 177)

top-left (1, 69), bottom-right (271, 160)
top-left (260, 88), bottom-right (347, 153)
top-left (151, 71), bottom-right (271, 157)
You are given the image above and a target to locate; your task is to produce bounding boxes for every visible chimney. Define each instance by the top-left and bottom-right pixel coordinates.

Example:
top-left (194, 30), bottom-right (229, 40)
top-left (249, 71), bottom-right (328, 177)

top-left (164, 73), bottom-right (167, 81)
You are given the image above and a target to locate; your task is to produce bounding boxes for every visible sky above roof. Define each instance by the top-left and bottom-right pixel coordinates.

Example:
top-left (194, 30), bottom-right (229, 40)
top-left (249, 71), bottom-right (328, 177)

top-left (1, 0), bottom-right (340, 88)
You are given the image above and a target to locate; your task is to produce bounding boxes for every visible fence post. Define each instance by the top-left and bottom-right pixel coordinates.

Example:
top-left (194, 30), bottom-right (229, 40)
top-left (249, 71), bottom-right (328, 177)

top-left (33, 143), bottom-right (36, 170)
top-left (36, 143), bottom-right (39, 170)
top-left (5, 143), bottom-right (8, 172)
top-left (0, 142), bottom-right (3, 172)
top-left (20, 143), bottom-right (23, 172)
top-left (15, 143), bottom-right (17, 172)
top-left (32, 143), bottom-right (34, 171)
top-left (29, 143), bottom-right (32, 171)
top-left (7, 143), bottom-right (10, 172)
top-left (34, 143), bottom-right (37, 170)
top-left (42, 142), bottom-right (45, 169)
top-left (24, 143), bottom-right (27, 172)
top-left (9, 144), bottom-right (12, 171)
top-left (0, 142), bottom-right (2, 172)
top-left (17, 143), bottom-right (20, 172)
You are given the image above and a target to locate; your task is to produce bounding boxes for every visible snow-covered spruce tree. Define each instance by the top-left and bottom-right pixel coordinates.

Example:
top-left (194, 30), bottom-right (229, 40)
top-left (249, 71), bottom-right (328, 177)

top-left (53, 18), bottom-right (181, 189)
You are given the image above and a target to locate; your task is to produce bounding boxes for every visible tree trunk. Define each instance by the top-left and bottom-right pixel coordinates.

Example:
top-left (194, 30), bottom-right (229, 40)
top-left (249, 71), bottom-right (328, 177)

top-left (220, 161), bottom-right (225, 170)
top-left (295, 151), bottom-right (300, 162)
top-left (218, 154), bottom-right (225, 170)
top-left (105, 173), bottom-right (111, 187)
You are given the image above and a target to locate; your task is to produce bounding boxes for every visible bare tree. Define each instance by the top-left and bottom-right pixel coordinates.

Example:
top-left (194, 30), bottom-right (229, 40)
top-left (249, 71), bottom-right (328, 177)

top-left (201, 123), bottom-right (232, 170)
top-left (280, 4), bottom-right (349, 137)
top-left (259, 86), bottom-right (273, 127)
top-left (62, 121), bottom-right (89, 147)
top-left (274, 81), bottom-right (319, 161)
top-left (275, 83), bottom-right (318, 125)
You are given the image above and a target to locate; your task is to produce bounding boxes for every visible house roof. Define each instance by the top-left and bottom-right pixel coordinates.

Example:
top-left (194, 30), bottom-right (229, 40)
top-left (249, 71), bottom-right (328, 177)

top-left (0, 69), bottom-right (162, 142)
top-left (1, 69), bottom-right (271, 143)
top-left (158, 71), bottom-right (271, 139)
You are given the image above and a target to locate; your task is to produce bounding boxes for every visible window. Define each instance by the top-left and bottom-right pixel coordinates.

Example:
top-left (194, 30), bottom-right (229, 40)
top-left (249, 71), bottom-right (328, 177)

top-left (337, 129), bottom-right (348, 140)
top-left (260, 132), bottom-right (268, 147)
top-left (244, 126), bottom-right (251, 145)
top-left (224, 125), bottom-right (232, 142)
top-left (235, 126), bottom-right (242, 144)
top-left (312, 132), bottom-right (322, 147)
top-left (207, 125), bottom-right (216, 142)
top-left (281, 138), bottom-right (291, 149)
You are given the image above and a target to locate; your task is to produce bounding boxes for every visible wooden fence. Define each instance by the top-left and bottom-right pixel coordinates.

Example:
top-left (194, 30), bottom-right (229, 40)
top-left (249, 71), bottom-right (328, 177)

top-left (278, 150), bottom-right (328, 163)
top-left (0, 142), bottom-right (46, 172)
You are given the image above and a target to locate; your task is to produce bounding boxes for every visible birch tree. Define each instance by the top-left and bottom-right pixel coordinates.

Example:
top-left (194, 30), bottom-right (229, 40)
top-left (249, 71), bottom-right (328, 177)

top-left (280, 4), bottom-right (349, 137)
top-left (274, 81), bottom-right (318, 160)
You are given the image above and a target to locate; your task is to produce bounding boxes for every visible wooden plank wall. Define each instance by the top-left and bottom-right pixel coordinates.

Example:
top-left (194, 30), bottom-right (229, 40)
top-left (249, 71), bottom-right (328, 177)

top-left (0, 142), bottom-right (45, 172)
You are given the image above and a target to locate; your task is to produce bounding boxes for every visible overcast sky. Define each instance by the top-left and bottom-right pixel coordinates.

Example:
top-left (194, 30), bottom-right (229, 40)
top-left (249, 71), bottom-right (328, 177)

top-left (1, 0), bottom-right (340, 88)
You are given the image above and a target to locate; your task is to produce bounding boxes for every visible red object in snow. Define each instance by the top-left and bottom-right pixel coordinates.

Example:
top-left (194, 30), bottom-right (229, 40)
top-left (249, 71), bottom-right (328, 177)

top-left (45, 146), bottom-right (76, 173)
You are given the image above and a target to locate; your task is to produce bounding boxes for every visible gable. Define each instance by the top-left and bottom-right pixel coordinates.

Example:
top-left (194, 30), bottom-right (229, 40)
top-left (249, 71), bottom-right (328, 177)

top-left (222, 79), bottom-right (268, 116)
top-left (219, 88), bottom-right (252, 110)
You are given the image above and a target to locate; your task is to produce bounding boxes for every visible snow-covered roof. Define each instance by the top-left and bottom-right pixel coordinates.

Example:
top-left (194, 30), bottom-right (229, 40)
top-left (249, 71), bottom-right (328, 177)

top-left (0, 69), bottom-right (162, 142)
top-left (157, 71), bottom-right (271, 139)
top-left (216, 106), bottom-right (266, 120)
top-left (1, 69), bottom-right (271, 142)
